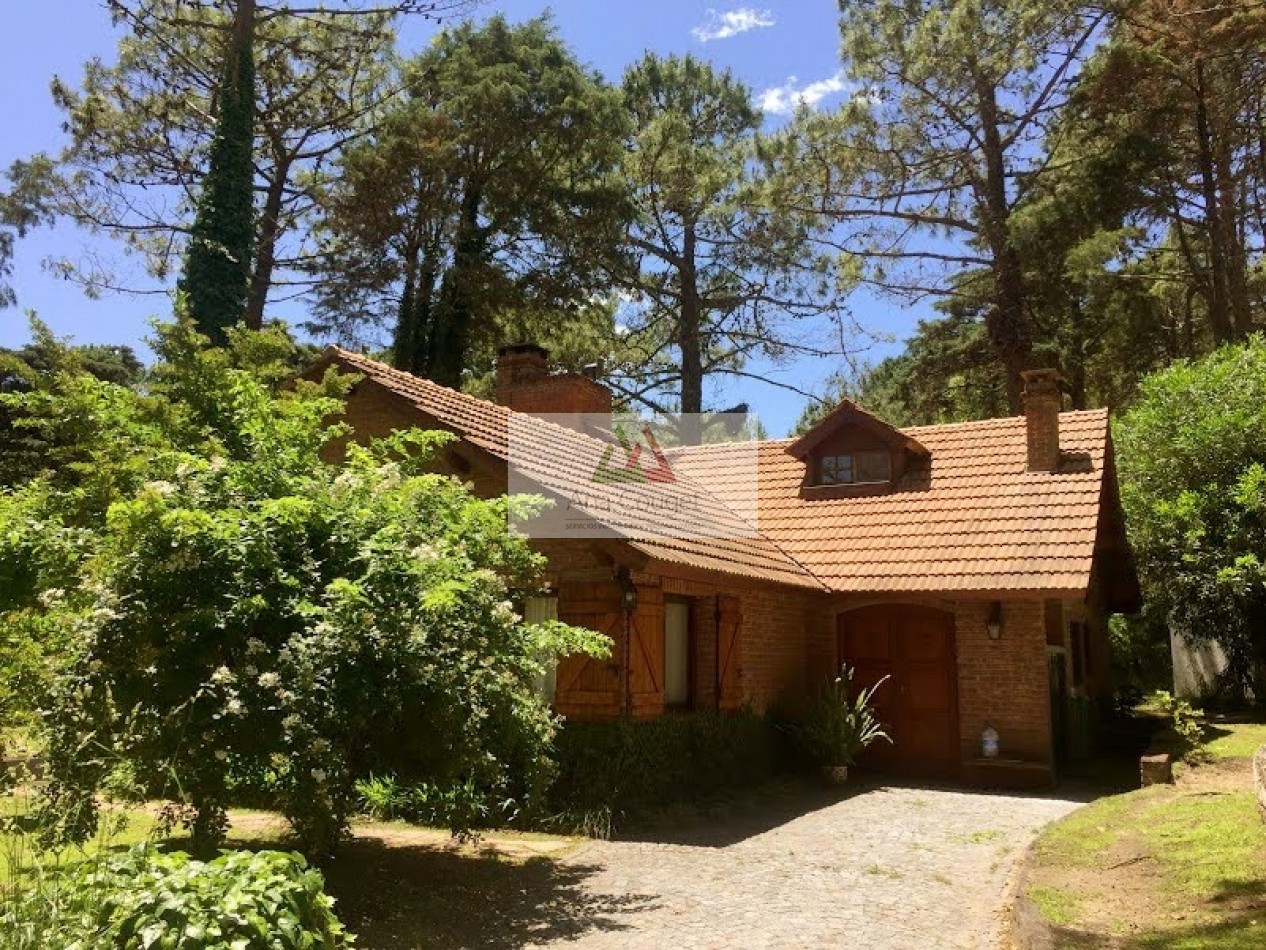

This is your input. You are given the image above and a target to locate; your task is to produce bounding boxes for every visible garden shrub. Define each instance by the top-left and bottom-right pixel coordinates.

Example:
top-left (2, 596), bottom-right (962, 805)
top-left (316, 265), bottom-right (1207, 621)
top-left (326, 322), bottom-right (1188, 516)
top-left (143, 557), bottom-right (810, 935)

top-left (355, 774), bottom-right (495, 832)
top-left (1117, 336), bottom-right (1266, 699)
top-left (1, 318), bottom-right (608, 856)
top-left (548, 709), bottom-right (785, 829)
top-left (0, 845), bottom-right (350, 949)
top-left (1151, 690), bottom-right (1208, 761)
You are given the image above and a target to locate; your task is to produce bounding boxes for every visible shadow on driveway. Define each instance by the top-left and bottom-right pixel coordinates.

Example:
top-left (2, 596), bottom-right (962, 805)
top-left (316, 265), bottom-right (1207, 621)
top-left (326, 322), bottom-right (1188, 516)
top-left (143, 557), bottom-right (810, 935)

top-left (320, 837), bottom-right (658, 949)
top-left (609, 766), bottom-right (1129, 849)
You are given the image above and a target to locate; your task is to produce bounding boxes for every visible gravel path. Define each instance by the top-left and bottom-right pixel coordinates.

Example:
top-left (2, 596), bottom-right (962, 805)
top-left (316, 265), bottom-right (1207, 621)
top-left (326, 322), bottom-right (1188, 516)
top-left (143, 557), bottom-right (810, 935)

top-left (534, 782), bottom-right (1082, 950)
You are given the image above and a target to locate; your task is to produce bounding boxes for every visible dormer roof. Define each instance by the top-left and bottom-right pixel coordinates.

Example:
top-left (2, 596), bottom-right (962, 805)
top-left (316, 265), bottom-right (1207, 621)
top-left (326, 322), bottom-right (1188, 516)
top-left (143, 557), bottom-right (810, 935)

top-left (787, 398), bottom-right (930, 461)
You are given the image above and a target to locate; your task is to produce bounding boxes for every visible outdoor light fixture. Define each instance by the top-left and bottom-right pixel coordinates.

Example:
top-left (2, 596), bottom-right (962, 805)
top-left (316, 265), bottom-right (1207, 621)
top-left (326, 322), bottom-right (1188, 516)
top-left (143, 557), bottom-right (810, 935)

top-left (617, 567), bottom-right (638, 612)
top-left (986, 601), bottom-right (1004, 641)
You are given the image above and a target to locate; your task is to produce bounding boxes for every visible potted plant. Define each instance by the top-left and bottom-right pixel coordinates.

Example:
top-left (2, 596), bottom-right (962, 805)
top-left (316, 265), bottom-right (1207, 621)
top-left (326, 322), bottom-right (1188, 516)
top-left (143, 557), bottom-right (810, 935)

top-left (797, 666), bottom-right (890, 784)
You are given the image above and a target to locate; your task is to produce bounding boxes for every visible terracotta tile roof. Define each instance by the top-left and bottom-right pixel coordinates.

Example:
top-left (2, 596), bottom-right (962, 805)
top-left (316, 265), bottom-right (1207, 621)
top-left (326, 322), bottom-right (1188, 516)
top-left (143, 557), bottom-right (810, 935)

top-left (667, 410), bottom-right (1115, 595)
top-left (314, 348), bottom-right (1120, 597)
top-left (315, 348), bottom-right (824, 590)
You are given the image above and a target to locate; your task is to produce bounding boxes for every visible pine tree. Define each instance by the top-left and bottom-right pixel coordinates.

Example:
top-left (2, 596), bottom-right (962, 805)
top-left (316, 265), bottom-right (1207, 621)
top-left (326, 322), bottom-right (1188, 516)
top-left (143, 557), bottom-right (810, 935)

top-left (178, 2), bottom-right (257, 345)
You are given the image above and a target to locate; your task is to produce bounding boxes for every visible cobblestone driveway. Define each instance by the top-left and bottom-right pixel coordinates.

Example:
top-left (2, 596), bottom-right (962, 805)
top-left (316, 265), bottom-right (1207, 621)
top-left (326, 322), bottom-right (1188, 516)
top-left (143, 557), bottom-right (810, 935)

top-left (536, 782), bottom-right (1082, 950)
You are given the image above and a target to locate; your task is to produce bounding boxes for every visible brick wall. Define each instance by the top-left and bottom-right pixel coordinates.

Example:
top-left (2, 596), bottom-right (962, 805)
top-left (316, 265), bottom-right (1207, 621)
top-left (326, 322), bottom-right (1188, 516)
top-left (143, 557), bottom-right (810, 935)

top-left (1021, 369), bottom-right (1062, 472)
top-left (329, 379), bottom-right (1059, 768)
top-left (322, 380), bottom-right (508, 496)
top-left (498, 375), bottom-right (612, 417)
top-left (738, 584), bottom-right (816, 712)
top-left (954, 599), bottom-right (1052, 763)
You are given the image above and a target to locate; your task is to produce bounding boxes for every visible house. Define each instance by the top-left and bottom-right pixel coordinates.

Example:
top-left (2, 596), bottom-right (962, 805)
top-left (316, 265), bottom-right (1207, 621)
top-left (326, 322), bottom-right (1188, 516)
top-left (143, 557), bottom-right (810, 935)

top-left (304, 344), bottom-right (1140, 788)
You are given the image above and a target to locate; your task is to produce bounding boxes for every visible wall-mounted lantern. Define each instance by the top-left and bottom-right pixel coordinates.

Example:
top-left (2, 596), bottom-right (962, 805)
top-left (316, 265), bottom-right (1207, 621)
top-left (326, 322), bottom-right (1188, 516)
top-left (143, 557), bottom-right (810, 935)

top-left (986, 601), bottom-right (1004, 641)
top-left (617, 567), bottom-right (638, 613)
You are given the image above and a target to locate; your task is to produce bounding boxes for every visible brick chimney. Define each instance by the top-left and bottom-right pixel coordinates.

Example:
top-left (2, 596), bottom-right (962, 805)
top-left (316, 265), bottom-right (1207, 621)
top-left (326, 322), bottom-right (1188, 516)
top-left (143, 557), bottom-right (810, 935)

top-left (1021, 369), bottom-right (1063, 473)
top-left (494, 343), bottom-right (612, 431)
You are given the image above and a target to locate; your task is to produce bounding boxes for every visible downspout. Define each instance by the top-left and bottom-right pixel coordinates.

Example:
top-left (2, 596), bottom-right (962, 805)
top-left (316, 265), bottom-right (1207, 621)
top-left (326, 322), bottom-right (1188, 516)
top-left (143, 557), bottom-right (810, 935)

top-left (617, 567), bottom-right (634, 718)
top-left (714, 594), bottom-right (722, 710)
top-left (622, 606), bottom-right (632, 718)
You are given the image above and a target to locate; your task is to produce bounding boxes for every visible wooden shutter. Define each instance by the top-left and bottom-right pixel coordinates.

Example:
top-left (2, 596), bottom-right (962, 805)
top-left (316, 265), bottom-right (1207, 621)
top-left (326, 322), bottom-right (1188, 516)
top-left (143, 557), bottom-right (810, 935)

top-left (717, 594), bottom-right (744, 710)
top-left (554, 581), bottom-right (623, 719)
top-left (628, 595), bottom-right (664, 716)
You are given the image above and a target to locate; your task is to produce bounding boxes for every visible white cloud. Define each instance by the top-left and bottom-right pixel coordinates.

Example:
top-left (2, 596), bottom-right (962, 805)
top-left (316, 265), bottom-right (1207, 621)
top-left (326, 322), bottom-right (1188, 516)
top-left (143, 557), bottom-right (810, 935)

top-left (692, 7), bottom-right (776, 42)
top-left (758, 71), bottom-right (851, 115)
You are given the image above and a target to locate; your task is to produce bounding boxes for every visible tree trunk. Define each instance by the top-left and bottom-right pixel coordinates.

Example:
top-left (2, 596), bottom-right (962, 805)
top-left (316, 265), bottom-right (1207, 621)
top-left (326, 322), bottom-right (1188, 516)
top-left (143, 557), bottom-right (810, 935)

top-left (177, 0), bottom-right (256, 345)
top-left (245, 152), bottom-right (287, 331)
top-left (677, 220), bottom-right (704, 446)
top-left (975, 74), bottom-right (1030, 412)
top-left (1193, 59), bottom-right (1234, 344)
top-left (392, 242), bottom-right (420, 373)
top-left (233, 0), bottom-right (255, 70)
top-left (1066, 297), bottom-right (1087, 410)
top-left (428, 184), bottom-right (482, 388)
top-left (1212, 129), bottom-right (1251, 340)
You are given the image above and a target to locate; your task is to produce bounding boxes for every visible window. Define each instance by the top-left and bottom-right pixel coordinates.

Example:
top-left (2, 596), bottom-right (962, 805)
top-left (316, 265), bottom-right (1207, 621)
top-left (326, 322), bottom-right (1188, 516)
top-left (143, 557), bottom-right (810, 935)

top-left (820, 455), bottom-right (854, 485)
top-left (664, 600), bottom-right (692, 707)
top-left (525, 595), bottom-right (559, 702)
top-left (819, 450), bottom-right (891, 485)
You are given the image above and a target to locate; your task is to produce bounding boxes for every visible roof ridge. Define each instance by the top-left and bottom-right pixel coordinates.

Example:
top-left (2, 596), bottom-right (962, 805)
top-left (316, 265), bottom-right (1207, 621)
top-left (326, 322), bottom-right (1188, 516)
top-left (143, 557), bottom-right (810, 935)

top-left (666, 409), bottom-right (1109, 453)
top-left (899, 407), bottom-right (1109, 438)
top-left (323, 348), bottom-right (820, 586)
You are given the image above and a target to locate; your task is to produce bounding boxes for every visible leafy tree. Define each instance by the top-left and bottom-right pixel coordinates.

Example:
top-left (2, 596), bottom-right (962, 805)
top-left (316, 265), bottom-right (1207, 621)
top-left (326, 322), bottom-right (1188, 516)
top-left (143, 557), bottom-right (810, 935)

top-left (794, 309), bottom-right (1008, 433)
top-left (0, 322), bottom-right (153, 499)
top-left (308, 15), bottom-right (630, 387)
top-left (1081, 0), bottom-right (1266, 344)
top-left (2, 319), bottom-right (606, 855)
top-left (614, 53), bottom-right (854, 444)
top-left (45, 1), bottom-right (403, 324)
top-left (778, 0), bottom-right (1106, 410)
top-left (0, 158), bottom-right (57, 310)
top-left (1116, 336), bottom-right (1266, 699)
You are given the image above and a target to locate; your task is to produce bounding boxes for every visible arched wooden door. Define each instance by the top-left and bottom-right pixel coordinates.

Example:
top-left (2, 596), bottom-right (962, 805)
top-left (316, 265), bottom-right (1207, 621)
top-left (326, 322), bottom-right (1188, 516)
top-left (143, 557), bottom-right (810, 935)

top-left (836, 604), bottom-right (959, 779)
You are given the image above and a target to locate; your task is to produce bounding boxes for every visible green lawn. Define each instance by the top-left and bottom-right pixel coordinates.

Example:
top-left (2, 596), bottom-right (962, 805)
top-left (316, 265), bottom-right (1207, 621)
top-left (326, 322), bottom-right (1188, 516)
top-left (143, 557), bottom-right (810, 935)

top-left (1204, 721), bottom-right (1266, 760)
top-left (1025, 720), bottom-right (1266, 948)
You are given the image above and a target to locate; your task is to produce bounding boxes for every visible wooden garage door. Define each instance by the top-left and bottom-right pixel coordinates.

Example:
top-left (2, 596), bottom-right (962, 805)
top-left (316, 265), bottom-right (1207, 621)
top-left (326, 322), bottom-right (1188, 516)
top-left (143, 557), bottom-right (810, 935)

top-left (837, 605), bottom-right (958, 778)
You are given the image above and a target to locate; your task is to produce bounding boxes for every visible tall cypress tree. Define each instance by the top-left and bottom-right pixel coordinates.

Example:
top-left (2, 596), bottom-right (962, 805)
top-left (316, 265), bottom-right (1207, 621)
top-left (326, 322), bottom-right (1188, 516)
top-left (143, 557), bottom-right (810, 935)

top-left (178, 1), bottom-right (256, 345)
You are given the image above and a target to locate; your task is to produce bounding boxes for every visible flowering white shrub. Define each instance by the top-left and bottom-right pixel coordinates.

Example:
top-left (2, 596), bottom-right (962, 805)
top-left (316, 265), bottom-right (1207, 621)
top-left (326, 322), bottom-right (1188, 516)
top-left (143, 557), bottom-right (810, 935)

top-left (13, 321), bottom-right (607, 856)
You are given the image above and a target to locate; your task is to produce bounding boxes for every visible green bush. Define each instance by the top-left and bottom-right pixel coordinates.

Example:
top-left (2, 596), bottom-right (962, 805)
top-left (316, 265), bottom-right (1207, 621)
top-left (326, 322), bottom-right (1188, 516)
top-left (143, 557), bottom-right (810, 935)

top-left (548, 709), bottom-right (785, 828)
top-left (354, 774), bottom-right (494, 831)
top-left (3, 320), bottom-right (607, 856)
top-left (0, 845), bottom-right (350, 949)
top-left (1117, 337), bottom-right (1266, 698)
top-left (791, 667), bottom-right (890, 768)
top-left (1151, 690), bottom-right (1208, 762)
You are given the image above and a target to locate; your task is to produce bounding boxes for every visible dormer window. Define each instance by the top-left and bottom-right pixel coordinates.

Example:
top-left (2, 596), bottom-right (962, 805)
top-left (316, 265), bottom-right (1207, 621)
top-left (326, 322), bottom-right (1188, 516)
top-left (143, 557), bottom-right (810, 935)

top-left (820, 450), bottom-right (892, 486)
top-left (787, 398), bottom-right (930, 498)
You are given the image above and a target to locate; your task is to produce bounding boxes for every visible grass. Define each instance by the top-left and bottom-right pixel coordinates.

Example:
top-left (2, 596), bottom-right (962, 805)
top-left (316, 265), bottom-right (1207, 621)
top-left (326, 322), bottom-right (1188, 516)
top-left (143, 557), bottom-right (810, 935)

top-left (1027, 884), bottom-right (1082, 927)
top-left (950, 828), bottom-right (1002, 845)
top-left (1204, 721), bottom-right (1266, 760)
top-left (863, 863), bottom-right (903, 879)
top-left (1031, 790), bottom-right (1137, 867)
top-left (1142, 791), bottom-right (1266, 902)
top-left (0, 797), bottom-right (599, 949)
top-left (1024, 719), bottom-right (1266, 947)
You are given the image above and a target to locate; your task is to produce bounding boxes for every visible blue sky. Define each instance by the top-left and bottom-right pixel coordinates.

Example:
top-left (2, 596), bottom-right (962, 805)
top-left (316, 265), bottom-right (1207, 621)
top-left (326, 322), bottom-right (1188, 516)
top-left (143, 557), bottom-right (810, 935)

top-left (0, 1), bottom-right (926, 436)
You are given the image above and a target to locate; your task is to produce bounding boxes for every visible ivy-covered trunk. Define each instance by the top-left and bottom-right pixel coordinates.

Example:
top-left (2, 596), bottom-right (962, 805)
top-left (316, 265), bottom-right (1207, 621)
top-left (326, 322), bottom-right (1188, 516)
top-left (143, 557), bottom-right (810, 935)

top-left (177, 0), bottom-right (257, 345)
top-left (428, 184), bottom-right (484, 388)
